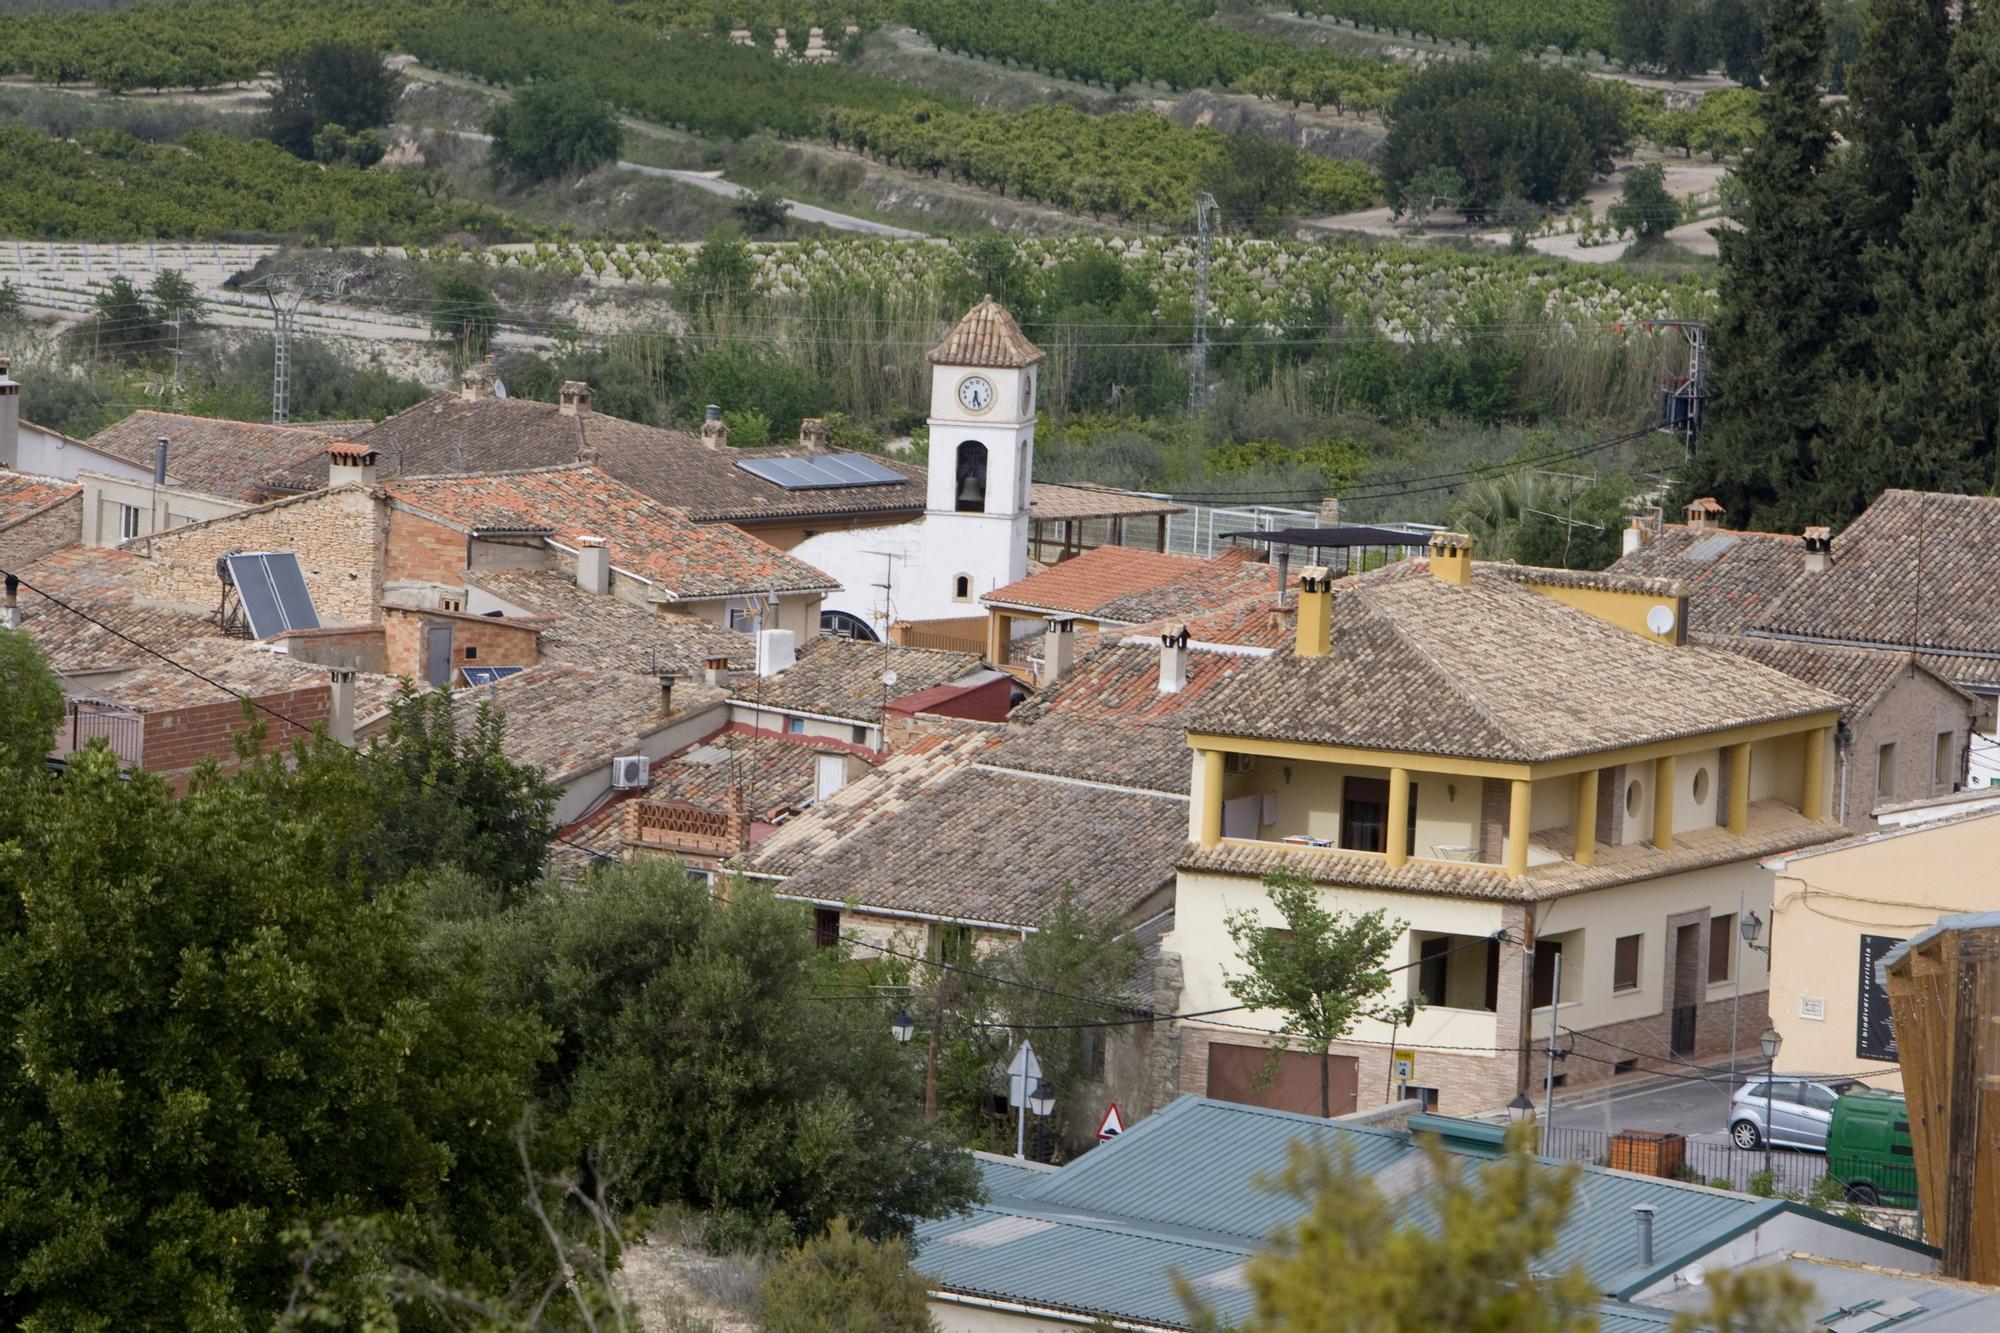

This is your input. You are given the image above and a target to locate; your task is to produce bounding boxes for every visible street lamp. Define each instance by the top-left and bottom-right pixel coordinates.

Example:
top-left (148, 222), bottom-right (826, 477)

top-left (1740, 911), bottom-right (1770, 956)
top-left (891, 1009), bottom-right (916, 1045)
top-left (1028, 1081), bottom-right (1056, 1120)
top-left (1506, 1092), bottom-right (1536, 1126)
top-left (1759, 1025), bottom-right (1784, 1180)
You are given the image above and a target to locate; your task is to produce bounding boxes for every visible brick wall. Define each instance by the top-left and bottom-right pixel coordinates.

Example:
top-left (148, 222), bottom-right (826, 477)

top-left (0, 492), bottom-right (81, 568)
top-left (138, 488), bottom-right (386, 625)
top-left (1845, 668), bottom-right (1983, 829)
top-left (141, 684), bottom-right (330, 787)
top-left (383, 606), bottom-right (542, 681)
top-left (386, 508), bottom-right (470, 585)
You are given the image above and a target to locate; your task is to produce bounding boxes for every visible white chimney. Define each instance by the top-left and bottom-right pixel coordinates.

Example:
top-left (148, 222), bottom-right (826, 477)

top-left (2, 572), bottom-right (20, 630)
top-left (559, 380), bottom-right (594, 417)
top-left (1803, 525), bottom-right (1832, 574)
top-left (327, 441), bottom-right (379, 489)
top-left (703, 654), bottom-right (731, 689)
top-left (1160, 622), bottom-right (1190, 694)
top-left (756, 627), bottom-right (798, 678)
top-left (1622, 516), bottom-right (1649, 556)
top-left (1041, 618), bottom-right (1076, 687)
top-left (328, 668), bottom-right (356, 747)
top-left (700, 404), bottom-right (729, 448)
top-left (1685, 497), bottom-right (1724, 531)
top-left (575, 536), bottom-right (610, 595)
top-left (0, 357), bottom-right (19, 470)
top-left (815, 751), bottom-right (849, 801)
top-left (153, 436), bottom-right (169, 486)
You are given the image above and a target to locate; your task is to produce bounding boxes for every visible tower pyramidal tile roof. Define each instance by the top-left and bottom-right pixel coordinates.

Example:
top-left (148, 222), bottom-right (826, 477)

top-left (928, 295), bottom-right (1044, 368)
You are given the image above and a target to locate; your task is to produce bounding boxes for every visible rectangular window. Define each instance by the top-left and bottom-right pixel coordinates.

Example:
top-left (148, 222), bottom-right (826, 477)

top-left (728, 606), bottom-right (755, 632)
top-left (812, 906), bottom-right (840, 949)
top-left (1876, 742), bottom-right (1898, 800)
top-left (1708, 913), bottom-right (1734, 984)
top-left (1417, 936), bottom-right (1451, 1007)
top-left (1935, 731), bottom-right (1955, 789)
top-left (1080, 1028), bottom-right (1106, 1080)
top-left (1531, 940), bottom-right (1563, 1009)
top-left (930, 922), bottom-right (974, 968)
top-left (1339, 777), bottom-right (1387, 853)
top-left (118, 503), bottom-right (141, 540)
top-left (785, 716), bottom-right (806, 735)
top-left (1613, 934), bottom-right (1642, 992)
top-left (1402, 1085), bottom-right (1440, 1111)
top-left (852, 724), bottom-right (869, 745)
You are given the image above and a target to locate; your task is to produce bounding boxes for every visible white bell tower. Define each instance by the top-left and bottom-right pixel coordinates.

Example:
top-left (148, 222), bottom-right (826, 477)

top-left (924, 295), bottom-right (1041, 597)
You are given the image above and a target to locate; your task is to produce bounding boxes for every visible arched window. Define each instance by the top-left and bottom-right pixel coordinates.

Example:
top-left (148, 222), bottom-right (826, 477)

top-left (955, 440), bottom-right (988, 513)
top-left (952, 574), bottom-right (972, 602)
top-left (819, 609), bottom-right (878, 641)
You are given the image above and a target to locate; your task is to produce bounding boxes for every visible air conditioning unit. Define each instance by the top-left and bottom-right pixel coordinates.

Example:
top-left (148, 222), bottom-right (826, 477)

top-left (611, 754), bottom-right (650, 789)
top-left (1224, 753), bottom-right (1256, 775)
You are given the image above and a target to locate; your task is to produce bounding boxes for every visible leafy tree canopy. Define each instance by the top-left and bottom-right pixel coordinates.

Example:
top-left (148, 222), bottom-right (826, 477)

top-left (761, 1218), bottom-right (937, 1333)
top-left (484, 81), bottom-right (624, 184)
top-left (265, 39), bottom-right (398, 160)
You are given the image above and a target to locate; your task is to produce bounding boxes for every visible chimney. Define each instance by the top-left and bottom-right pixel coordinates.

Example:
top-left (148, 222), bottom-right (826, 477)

top-left (574, 536), bottom-right (610, 595)
top-left (153, 436), bottom-right (169, 486)
top-left (326, 441), bottom-right (379, 489)
top-left (1040, 617), bottom-right (1076, 686)
top-left (327, 668), bottom-right (356, 747)
top-left (460, 369), bottom-right (490, 402)
top-left (1319, 495), bottom-right (1342, 527)
top-left (0, 356), bottom-right (20, 469)
top-left (1295, 566), bottom-right (1333, 658)
top-left (558, 380), bottom-right (594, 417)
top-left (1631, 1205), bottom-right (1656, 1268)
top-left (703, 654), bottom-right (731, 689)
top-left (1622, 515), bottom-right (1651, 556)
top-left (657, 671), bottom-right (675, 717)
top-left (1159, 622), bottom-right (1190, 695)
top-left (798, 417), bottom-right (829, 451)
top-left (1803, 525), bottom-right (1832, 574)
top-left (700, 403), bottom-right (729, 448)
top-left (2, 572), bottom-right (19, 631)
top-left (1275, 548), bottom-right (1291, 602)
top-left (1428, 531), bottom-right (1473, 586)
top-left (756, 627), bottom-right (798, 678)
top-left (1685, 496), bottom-right (1724, 531)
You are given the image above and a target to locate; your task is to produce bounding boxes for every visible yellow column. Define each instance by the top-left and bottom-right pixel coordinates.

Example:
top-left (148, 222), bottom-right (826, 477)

top-left (1506, 778), bottom-right (1533, 878)
top-left (1801, 726), bottom-right (1829, 822)
top-left (1727, 741), bottom-right (1751, 837)
top-left (1572, 766), bottom-right (1598, 866)
top-left (1386, 767), bottom-right (1411, 869)
top-left (1196, 749), bottom-right (1225, 847)
top-left (1652, 753), bottom-right (1677, 852)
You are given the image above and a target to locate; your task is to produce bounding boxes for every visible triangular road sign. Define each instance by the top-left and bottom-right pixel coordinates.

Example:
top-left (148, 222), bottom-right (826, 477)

top-left (1097, 1103), bottom-right (1126, 1141)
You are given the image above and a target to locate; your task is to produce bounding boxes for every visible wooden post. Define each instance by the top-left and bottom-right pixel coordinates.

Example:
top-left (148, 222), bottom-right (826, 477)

top-left (1652, 753), bottom-right (1677, 852)
top-left (1506, 778), bottom-right (1532, 878)
top-left (1387, 767), bottom-right (1411, 869)
top-left (1727, 741), bottom-right (1750, 837)
top-left (1572, 767), bottom-right (1598, 866)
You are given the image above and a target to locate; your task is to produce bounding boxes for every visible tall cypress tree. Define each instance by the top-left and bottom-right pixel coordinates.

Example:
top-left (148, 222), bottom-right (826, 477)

top-left (1843, 0), bottom-right (1953, 250)
top-left (1683, 0), bottom-right (1856, 529)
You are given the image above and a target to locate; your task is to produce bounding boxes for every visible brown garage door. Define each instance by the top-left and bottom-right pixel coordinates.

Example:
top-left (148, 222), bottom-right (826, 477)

top-left (1206, 1041), bottom-right (1358, 1117)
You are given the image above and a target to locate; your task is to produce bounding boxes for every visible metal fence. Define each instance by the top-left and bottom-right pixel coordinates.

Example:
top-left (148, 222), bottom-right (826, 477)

top-left (52, 702), bottom-right (143, 765)
top-left (1538, 1126), bottom-right (1920, 1209)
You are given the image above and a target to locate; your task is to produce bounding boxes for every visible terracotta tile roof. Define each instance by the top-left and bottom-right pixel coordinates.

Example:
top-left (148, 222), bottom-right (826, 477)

top-left (0, 470), bottom-right (80, 526)
top-left (78, 638), bottom-right (332, 712)
top-left (338, 394), bottom-right (925, 524)
top-left (1123, 593), bottom-right (1298, 650)
top-left (463, 568), bottom-right (755, 672)
top-left (928, 296), bottom-right (1044, 368)
top-left (385, 464), bottom-right (837, 600)
top-left (1028, 481), bottom-right (1182, 521)
top-left (448, 662), bottom-right (725, 783)
top-left (1180, 799), bottom-right (1844, 903)
top-left (1698, 635), bottom-right (1978, 723)
top-left (735, 637), bottom-right (984, 724)
top-left (1608, 524), bottom-right (1804, 633)
top-left (1092, 549), bottom-right (1277, 623)
top-left (1754, 490), bottom-right (2000, 659)
top-left (10, 545), bottom-right (220, 673)
top-left (1190, 564), bottom-right (1844, 763)
top-left (994, 640), bottom-right (1268, 793)
top-left (86, 410), bottom-right (349, 502)
top-left (985, 545), bottom-right (1204, 617)
top-left (1490, 563), bottom-right (1686, 599)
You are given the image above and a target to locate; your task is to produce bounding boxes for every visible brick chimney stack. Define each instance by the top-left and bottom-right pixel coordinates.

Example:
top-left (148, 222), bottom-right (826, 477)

top-left (1685, 496), bottom-right (1725, 531)
top-left (700, 404), bottom-right (729, 449)
top-left (798, 417), bottom-right (829, 451)
top-left (704, 655), bottom-right (731, 689)
top-left (559, 380), bottom-right (594, 417)
top-left (460, 369), bottom-right (491, 402)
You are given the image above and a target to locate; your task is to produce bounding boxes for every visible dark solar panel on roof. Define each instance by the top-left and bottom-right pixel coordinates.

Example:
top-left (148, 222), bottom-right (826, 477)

top-left (1684, 533), bottom-right (1741, 563)
top-left (461, 665), bottom-right (526, 687)
top-left (225, 552), bottom-right (319, 638)
top-left (736, 453), bottom-right (908, 490)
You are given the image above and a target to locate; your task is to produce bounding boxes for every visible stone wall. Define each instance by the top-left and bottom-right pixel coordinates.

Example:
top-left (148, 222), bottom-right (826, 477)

top-left (0, 491), bottom-right (80, 568)
top-left (136, 487), bottom-right (386, 625)
top-left (382, 606), bottom-right (543, 682)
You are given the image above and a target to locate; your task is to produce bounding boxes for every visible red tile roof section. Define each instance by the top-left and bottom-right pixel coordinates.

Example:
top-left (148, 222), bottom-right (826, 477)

top-left (984, 545), bottom-right (1202, 617)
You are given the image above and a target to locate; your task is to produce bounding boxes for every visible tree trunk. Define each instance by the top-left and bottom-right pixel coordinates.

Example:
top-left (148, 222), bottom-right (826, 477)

top-left (1320, 1049), bottom-right (1331, 1118)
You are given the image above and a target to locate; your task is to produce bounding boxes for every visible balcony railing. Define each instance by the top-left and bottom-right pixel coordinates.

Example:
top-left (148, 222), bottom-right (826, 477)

top-left (52, 702), bottom-right (143, 766)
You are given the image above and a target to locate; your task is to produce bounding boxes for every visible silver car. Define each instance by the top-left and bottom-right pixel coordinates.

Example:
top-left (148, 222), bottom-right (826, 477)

top-left (1728, 1076), bottom-right (1872, 1151)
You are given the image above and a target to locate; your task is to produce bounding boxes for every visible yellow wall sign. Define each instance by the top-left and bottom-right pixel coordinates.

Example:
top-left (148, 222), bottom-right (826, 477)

top-left (1393, 1050), bottom-right (1416, 1083)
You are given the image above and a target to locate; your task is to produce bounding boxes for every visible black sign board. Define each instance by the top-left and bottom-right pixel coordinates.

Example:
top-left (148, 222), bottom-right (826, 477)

top-left (1857, 933), bottom-right (1905, 1063)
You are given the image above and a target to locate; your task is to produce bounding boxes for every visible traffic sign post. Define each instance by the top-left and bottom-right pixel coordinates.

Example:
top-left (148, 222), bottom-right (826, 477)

top-left (1008, 1042), bottom-right (1043, 1160)
top-left (1097, 1103), bottom-right (1126, 1141)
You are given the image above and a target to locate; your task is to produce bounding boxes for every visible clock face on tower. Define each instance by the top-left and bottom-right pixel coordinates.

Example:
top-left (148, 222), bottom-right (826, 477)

top-left (956, 375), bottom-right (995, 414)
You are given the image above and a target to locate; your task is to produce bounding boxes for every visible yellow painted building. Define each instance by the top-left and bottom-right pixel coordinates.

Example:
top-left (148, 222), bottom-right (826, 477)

top-left (1167, 536), bottom-right (1849, 1116)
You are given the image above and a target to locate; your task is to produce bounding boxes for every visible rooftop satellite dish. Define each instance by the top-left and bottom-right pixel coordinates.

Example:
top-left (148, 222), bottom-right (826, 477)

top-left (1680, 1264), bottom-right (1707, 1288)
top-left (492, 378), bottom-right (508, 399)
top-left (882, 669), bottom-right (899, 687)
top-left (1646, 604), bottom-right (1677, 636)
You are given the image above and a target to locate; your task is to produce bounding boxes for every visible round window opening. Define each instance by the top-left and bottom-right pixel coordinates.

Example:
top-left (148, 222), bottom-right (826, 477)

top-left (1625, 780), bottom-right (1642, 816)
top-left (1692, 768), bottom-right (1710, 803)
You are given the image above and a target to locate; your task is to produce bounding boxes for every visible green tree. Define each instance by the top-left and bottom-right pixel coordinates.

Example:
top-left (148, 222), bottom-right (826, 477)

top-left (1202, 131), bottom-right (1303, 237)
top-left (1223, 870), bottom-right (1403, 1118)
top-left (431, 271), bottom-right (502, 361)
top-left (91, 273), bottom-right (161, 356)
top-left (1841, 0), bottom-right (1951, 250)
top-left (0, 743), bottom-right (553, 1327)
top-left (734, 188), bottom-right (793, 236)
top-left (147, 267), bottom-right (206, 334)
top-left (761, 1218), bottom-right (937, 1333)
top-left (1190, 1125), bottom-right (1599, 1332)
top-left (310, 122), bottom-right (387, 168)
top-left (440, 862), bottom-right (982, 1246)
top-left (1711, 0), bottom-right (1768, 87)
top-left (265, 40), bottom-right (398, 161)
top-left (485, 82), bottom-right (623, 183)
top-left (1400, 164), bottom-right (1463, 227)
top-left (0, 628), bottom-right (62, 779)
top-left (1608, 162), bottom-right (1679, 242)
top-left (1681, 0), bottom-right (1855, 529)
top-left (676, 225), bottom-right (756, 310)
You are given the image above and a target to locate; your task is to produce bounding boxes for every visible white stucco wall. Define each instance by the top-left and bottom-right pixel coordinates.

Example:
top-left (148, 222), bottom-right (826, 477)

top-left (7, 422), bottom-right (149, 482)
top-left (792, 510), bottom-right (1027, 632)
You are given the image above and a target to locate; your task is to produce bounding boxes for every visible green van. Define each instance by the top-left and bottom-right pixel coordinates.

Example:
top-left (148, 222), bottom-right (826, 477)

top-left (1826, 1089), bottom-right (1919, 1208)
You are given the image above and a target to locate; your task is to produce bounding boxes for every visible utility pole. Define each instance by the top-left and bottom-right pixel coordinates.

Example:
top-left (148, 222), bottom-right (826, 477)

top-left (251, 275), bottom-right (309, 424)
top-left (1653, 318), bottom-right (1708, 458)
top-left (164, 306), bottom-right (184, 407)
top-left (1188, 191), bottom-right (1218, 416)
top-left (1542, 951), bottom-right (1563, 1151)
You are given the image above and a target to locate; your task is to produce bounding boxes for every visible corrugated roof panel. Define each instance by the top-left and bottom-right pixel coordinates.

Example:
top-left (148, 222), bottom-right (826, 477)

top-left (1685, 532), bottom-right (1741, 563)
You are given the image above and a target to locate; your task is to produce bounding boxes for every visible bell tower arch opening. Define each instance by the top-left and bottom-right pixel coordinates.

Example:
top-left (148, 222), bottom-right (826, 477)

top-left (955, 441), bottom-right (989, 513)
